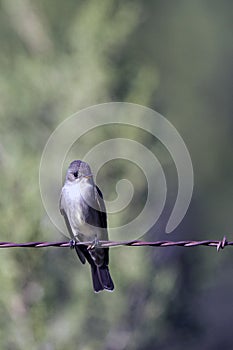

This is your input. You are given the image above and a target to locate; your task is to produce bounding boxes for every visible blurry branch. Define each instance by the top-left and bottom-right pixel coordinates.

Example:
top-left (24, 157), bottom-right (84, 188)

top-left (0, 236), bottom-right (231, 252)
top-left (2, 0), bottom-right (52, 54)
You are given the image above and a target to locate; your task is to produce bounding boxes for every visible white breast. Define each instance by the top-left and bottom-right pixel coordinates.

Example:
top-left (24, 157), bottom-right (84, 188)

top-left (60, 179), bottom-right (97, 241)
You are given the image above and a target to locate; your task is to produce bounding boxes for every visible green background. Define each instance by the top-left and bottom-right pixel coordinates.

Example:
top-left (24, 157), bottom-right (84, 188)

top-left (0, 1), bottom-right (233, 349)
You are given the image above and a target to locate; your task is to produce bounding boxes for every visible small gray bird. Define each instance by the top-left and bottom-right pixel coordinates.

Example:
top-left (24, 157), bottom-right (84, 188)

top-left (60, 160), bottom-right (114, 292)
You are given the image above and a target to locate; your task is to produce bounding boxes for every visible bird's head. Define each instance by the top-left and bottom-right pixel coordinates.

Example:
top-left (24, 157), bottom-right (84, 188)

top-left (66, 160), bottom-right (93, 182)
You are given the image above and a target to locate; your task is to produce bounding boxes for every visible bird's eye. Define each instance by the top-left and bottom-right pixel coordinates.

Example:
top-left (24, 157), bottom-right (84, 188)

top-left (73, 171), bottom-right (78, 178)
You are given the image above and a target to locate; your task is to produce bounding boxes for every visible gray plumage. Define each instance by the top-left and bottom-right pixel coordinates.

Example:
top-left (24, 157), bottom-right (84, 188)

top-left (60, 160), bottom-right (114, 292)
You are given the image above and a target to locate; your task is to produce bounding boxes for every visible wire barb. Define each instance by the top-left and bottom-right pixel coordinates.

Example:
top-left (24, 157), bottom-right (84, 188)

top-left (216, 236), bottom-right (228, 252)
top-left (0, 237), bottom-right (232, 250)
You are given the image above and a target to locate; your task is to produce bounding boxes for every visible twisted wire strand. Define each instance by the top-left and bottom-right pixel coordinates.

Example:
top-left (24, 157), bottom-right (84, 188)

top-left (0, 236), bottom-right (231, 251)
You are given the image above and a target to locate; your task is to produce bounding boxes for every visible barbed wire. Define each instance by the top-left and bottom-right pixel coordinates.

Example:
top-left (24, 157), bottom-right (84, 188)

top-left (0, 236), bottom-right (231, 252)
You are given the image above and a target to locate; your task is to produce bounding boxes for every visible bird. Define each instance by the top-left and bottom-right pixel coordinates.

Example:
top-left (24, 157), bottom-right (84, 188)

top-left (59, 160), bottom-right (114, 292)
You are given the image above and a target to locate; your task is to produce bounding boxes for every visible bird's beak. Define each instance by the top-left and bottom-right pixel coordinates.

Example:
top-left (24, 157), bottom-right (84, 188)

top-left (84, 173), bottom-right (93, 179)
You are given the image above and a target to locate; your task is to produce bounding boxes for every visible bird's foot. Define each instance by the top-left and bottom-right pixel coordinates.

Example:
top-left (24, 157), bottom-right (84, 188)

top-left (87, 237), bottom-right (100, 250)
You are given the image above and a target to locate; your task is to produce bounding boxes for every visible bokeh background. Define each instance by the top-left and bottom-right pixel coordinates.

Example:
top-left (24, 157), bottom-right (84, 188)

top-left (0, 1), bottom-right (233, 349)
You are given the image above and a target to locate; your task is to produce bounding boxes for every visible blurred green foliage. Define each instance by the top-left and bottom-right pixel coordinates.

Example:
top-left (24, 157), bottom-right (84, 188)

top-left (0, 0), bottom-right (233, 349)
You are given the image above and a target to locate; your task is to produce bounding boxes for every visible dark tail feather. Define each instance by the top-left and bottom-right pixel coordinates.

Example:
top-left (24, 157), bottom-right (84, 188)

top-left (91, 265), bottom-right (114, 293)
top-left (73, 244), bottom-right (114, 292)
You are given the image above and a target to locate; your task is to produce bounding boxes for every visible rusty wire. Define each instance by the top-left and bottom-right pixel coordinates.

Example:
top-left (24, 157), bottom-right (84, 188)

top-left (0, 236), bottom-right (231, 252)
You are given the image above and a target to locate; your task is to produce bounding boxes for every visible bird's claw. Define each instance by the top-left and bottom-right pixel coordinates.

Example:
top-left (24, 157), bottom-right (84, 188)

top-left (69, 239), bottom-right (76, 249)
top-left (87, 237), bottom-right (100, 250)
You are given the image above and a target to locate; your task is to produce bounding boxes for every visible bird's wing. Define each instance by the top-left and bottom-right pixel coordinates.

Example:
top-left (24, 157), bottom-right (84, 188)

top-left (59, 189), bottom-right (66, 215)
top-left (95, 185), bottom-right (107, 229)
top-left (94, 185), bottom-right (109, 265)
